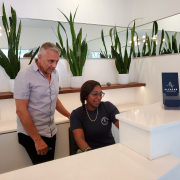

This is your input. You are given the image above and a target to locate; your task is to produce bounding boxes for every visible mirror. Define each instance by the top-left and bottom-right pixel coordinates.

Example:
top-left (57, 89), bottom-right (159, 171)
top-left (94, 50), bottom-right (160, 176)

top-left (0, 17), bottom-right (127, 58)
top-left (87, 13), bottom-right (180, 57)
top-left (0, 13), bottom-right (180, 59)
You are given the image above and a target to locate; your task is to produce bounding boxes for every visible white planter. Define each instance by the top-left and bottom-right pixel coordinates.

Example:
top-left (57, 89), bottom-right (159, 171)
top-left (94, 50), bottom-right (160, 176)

top-left (9, 79), bottom-right (15, 93)
top-left (118, 74), bottom-right (129, 85)
top-left (70, 76), bottom-right (83, 88)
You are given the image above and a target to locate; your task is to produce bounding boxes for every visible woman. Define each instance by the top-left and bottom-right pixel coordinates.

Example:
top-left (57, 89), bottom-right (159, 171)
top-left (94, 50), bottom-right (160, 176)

top-left (70, 80), bottom-right (119, 152)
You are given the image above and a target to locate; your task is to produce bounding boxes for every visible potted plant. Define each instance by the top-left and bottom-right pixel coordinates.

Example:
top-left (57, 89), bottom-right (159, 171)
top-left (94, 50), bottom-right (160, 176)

top-left (111, 21), bottom-right (135, 84)
top-left (55, 6), bottom-right (88, 88)
top-left (0, 3), bottom-right (21, 93)
top-left (111, 21), bottom-right (136, 84)
top-left (100, 20), bottom-right (136, 84)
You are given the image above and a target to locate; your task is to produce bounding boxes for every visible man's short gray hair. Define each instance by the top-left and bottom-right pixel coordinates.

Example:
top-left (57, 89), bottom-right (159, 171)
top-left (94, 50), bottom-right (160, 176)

top-left (39, 42), bottom-right (61, 55)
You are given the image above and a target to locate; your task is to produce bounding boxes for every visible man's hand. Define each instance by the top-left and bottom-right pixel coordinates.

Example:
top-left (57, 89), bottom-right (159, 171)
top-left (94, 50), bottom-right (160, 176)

top-left (34, 138), bottom-right (48, 155)
top-left (15, 99), bottom-right (49, 156)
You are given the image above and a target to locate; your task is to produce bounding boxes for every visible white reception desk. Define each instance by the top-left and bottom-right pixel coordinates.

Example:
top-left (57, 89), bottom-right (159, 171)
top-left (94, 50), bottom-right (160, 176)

top-left (0, 143), bottom-right (180, 180)
top-left (1, 102), bottom-right (180, 179)
top-left (116, 102), bottom-right (180, 160)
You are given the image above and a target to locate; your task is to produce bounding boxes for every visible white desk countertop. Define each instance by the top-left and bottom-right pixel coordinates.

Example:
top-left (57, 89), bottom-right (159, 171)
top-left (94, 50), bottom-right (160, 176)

top-left (0, 143), bottom-right (180, 180)
top-left (0, 117), bottom-right (70, 134)
top-left (0, 103), bottom-right (142, 134)
top-left (116, 102), bottom-right (180, 132)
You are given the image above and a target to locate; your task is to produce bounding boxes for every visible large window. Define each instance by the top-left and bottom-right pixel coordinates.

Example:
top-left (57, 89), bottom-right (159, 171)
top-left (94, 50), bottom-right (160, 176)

top-left (91, 52), bottom-right (101, 58)
top-left (1, 49), bottom-right (31, 58)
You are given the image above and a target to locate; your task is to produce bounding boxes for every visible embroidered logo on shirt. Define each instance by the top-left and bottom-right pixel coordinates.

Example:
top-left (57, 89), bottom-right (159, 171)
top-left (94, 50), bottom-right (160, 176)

top-left (101, 117), bottom-right (109, 125)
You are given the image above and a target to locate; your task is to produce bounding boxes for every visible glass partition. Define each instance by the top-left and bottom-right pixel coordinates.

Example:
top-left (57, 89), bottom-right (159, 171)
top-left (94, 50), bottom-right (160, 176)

top-left (0, 17), bottom-right (127, 57)
top-left (88, 13), bottom-right (180, 58)
top-left (0, 13), bottom-right (180, 58)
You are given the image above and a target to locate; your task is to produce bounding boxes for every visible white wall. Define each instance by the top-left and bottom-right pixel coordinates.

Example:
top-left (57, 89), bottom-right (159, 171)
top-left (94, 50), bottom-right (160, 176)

top-left (138, 14), bottom-right (180, 32)
top-left (1, 0), bottom-right (133, 27)
top-left (0, 58), bottom-right (135, 121)
top-left (134, 54), bottom-right (180, 105)
top-left (132, 0), bottom-right (180, 26)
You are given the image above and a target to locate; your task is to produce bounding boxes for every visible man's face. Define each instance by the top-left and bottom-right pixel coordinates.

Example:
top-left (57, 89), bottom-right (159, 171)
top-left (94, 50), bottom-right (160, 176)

top-left (37, 49), bottom-right (59, 75)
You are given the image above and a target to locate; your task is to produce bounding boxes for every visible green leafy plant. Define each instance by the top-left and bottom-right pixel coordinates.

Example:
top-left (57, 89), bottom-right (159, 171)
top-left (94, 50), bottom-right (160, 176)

top-left (142, 38), bottom-right (147, 57)
top-left (172, 32), bottom-right (178, 53)
top-left (111, 20), bottom-right (135, 74)
top-left (141, 21), bottom-right (158, 57)
top-left (133, 31), bottom-right (141, 58)
top-left (159, 29), bottom-right (165, 54)
top-left (55, 6), bottom-right (88, 76)
top-left (159, 30), bottom-right (172, 54)
top-left (151, 21), bottom-right (158, 56)
top-left (100, 26), bottom-right (123, 58)
top-left (100, 29), bottom-right (108, 58)
top-left (28, 46), bottom-right (40, 65)
top-left (0, 3), bottom-right (21, 79)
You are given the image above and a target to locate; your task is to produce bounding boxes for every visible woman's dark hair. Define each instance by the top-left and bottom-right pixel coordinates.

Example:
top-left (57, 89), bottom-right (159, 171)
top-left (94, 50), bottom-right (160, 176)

top-left (80, 80), bottom-right (101, 136)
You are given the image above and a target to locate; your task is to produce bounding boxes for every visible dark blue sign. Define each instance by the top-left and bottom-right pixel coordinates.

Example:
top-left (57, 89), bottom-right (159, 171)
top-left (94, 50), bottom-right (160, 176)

top-left (162, 73), bottom-right (179, 96)
top-left (162, 73), bottom-right (180, 108)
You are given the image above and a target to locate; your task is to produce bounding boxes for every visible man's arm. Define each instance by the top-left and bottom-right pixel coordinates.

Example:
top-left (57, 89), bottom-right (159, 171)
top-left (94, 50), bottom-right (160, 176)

top-left (56, 98), bottom-right (71, 118)
top-left (15, 99), bottom-right (48, 155)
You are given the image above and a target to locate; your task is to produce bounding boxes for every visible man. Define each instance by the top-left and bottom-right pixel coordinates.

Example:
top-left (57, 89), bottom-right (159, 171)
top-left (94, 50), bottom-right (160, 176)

top-left (14, 42), bottom-right (70, 165)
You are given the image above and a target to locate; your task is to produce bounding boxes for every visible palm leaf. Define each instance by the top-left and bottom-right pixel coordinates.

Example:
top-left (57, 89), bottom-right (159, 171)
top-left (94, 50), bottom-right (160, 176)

top-left (57, 24), bottom-right (64, 48)
top-left (112, 46), bottom-right (124, 74)
top-left (69, 13), bottom-right (76, 45)
top-left (57, 9), bottom-right (70, 23)
top-left (73, 6), bottom-right (79, 22)
top-left (58, 22), bottom-right (67, 36)
top-left (142, 42), bottom-right (146, 56)
top-left (159, 29), bottom-right (164, 54)
top-left (0, 49), bottom-right (13, 78)
top-left (101, 29), bottom-right (107, 57)
top-left (147, 36), bottom-right (151, 55)
top-left (28, 50), bottom-right (33, 57)
top-left (165, 31), bottom-right (171, 51)
top-left (124, 48), bottom-right (129, 73)
top-left (2, 3), bottom-right (9, 41)
top-left (70, 49), bottom-right (79, 76)
top-left (172, 32), bottom-right (178, 53)
top-left (79, 42), bottom-right (87, 75)
top-left (16, 20), bottom-right (21, 59)
top-left (109, 28), bottom-right (114, 46)
top-left (28, 46), bottom-right (40, 65)
top-left (152, 41), bottom-right (156, 56)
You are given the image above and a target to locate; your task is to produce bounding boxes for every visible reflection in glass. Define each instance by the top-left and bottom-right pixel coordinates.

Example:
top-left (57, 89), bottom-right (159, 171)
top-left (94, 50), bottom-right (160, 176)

top-left (0, 13), bottom-right (180, 59)
top-left (91, 52), bottom-right (101, 58)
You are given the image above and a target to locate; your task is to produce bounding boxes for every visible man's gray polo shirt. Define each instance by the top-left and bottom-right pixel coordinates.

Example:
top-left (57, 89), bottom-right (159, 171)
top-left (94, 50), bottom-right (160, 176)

top-left (14, 60), bottom-right (59, 138)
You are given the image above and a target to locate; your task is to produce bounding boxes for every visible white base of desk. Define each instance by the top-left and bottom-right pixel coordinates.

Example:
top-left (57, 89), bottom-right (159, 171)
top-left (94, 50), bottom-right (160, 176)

top-left (119, 121), bottom-right (173, 160)
top-left (0, 122), bottom-right (70, 174)
top-left (117, 103), bottom-right (180, 160)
